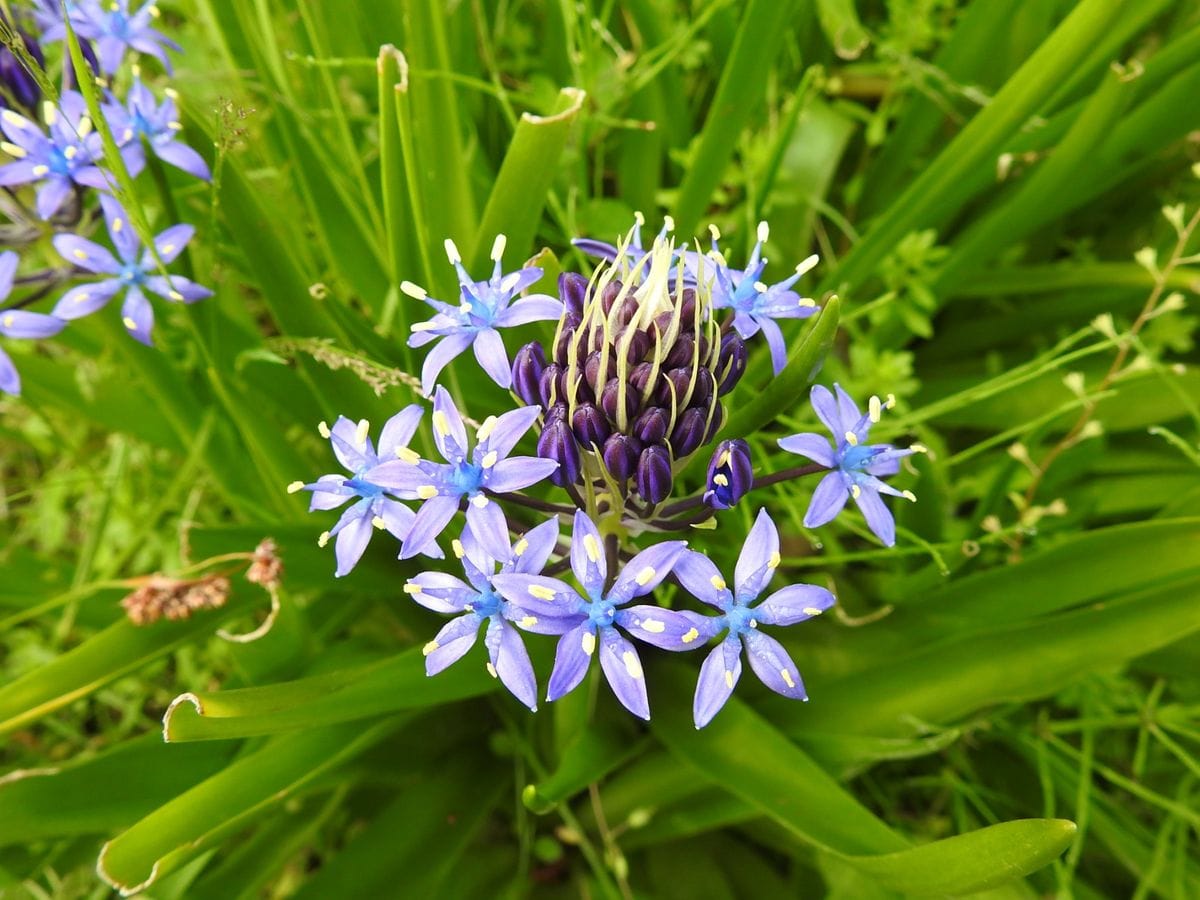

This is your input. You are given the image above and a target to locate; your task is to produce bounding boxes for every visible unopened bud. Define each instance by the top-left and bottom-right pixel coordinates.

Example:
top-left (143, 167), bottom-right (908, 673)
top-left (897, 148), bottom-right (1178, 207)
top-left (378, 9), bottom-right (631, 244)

top-left (558, 272), bottom-right (588, 319)
top-left (600, 377), bottom-right (638, 424)
top-left (538, 408), bottom-right (581, 487)
top-left (633, 407), bottom-right (669, 444)
top-left (671, 407), bottom-right (707, 457)
top-left (539, 363), bottom-right (564, 408)
top-left (512, 342), bottom-right (547, 406)
top-left (572, 403), bottom-right (610, 447)
top-left (602, 433), bottom-right (641, 482)
top-left (704, 439), bottom-right (752, 509)
top-left (717, 332), bottom-right (747, 395)
top-left (636, 444), bottom-right (673, 504)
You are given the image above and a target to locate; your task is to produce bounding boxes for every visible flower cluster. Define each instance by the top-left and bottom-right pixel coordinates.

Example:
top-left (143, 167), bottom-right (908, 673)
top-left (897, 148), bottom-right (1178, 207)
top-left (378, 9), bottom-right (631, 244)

top-left (295, 217), bottom-right (923, 727)
top-left (0, 2), bottom-right (209, 395)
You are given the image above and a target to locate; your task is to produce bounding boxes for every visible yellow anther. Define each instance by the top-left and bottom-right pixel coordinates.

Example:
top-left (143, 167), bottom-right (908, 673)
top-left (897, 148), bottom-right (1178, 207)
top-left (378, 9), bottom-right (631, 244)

top-left (710, 575), bottom-right (726, 591)
top-left (471, 493), bottom-right (489, 508)
top-left (641, 619), bottom-right (665, 633)
top-left (396, 447), bottom-right (420, 463)
top-left (768, 551), bottom-right (781, 569)
top-left (623, 651), bottom-right (643, 679)
top-left (443, 238), bottom-right (461, 264)
top-left (354, 419), bottom-right (370, 447)
top-left (477, 416), bottom-right (497, 441)
top-left (781, 669), bottom-right (796, 689)
top-left (749, 619), bottom-right (758, 628)
top-left (717, 450), bottom-right (731, 468)
top-left (318, 421), bottom-right (331, 438)
top-left (73, 293), bottom-right (89, 304)
top-left (73, 249), bottom-right (88, 261)
top-left (0, 141), bottom-right (26, 158)
top-left (681, 628), bottom-right (699, 644)
top-left (31, 164), bottom-right (49, 176)
top-left (432, 410), bottom-right (449, 436)
top-left (400, 280), bottom-right (426, 300)
top-left (803, 606), bottom-right (824, 616)
top-left (513, 537), bottom-right (529, 556)
top-left (518, 615), bottom-right (538, 628)
top-left (634, 210), bottom-right (645, 226)
top-left (481, 450), bottom-right (498, 468)
top-left (1, 111), bottom-right (24, 127)
top-left (844, 431), bottom-right (859, 446)
top-left (422, 640), bottom-right (439, 656)
top-left (584, 533), bottom-right (601, 563)
top-left (122, 316), bottom-right (138, 331)
top-left (796, 254), bottom-right (819, 276)
top-left (869, 395), bottom-right (882, 423)
top-left (165, 88), bottom-right (179, 99)
top-left (753, 281), bottom-right (768, 293)
top-left (63, 145), bottom-right (77, 160)
top-left (910, 443), bottom-right (928, 454)
top-left (529, 584), bottom-right (556, 601)
top-left (713, 474), bottom-right (728, 487)
top-left (411, 322), bottom-right (436, 332)
top-left (318, 531), bottom-right (331, 548)
top-left (110, 218), bottom-right (124, 234)
top-left (490, 233), bottom-right (507, 261)
top-left (372, 516), bottom-right (387, 529)
top-left (581, 631), bottom-right (596, 656)
top-left (662, 214), bottom-right (675, 232)
top-left (708, 223), bottom-right (720, 242)
top-left (168, 121), bottom-right (183, 131)
top-left (286, 480), bottom-right (305, 493)
top-left (724, 670), bottom-right (734, 689)
top-left (798, 297), bottom-right (817, 308)
top-left (886, 393), bottom-right (897, 408)
top-left (452, 539), bottom-right (465, 559)
top-left (160, 243), bottom-right (176, 256)
top-left (757, 221), bottom-right (769, 243)
top-left (486, 662), bottom-right (498, 678)
top-left (458, 302), bottom-right (472, 314)
top-left (122, 128), bottom-right (134, 143)
top-left (417, 485), bottom-right (438, 499)
top-left (635, 566), bottom-right (656, 586)
top-left (42, 101), bottom-right (57, 125)
top-left (403, 582), bottom-right (423, 595)
top-left (168, 290), bottom-right (184, 301)
top-left (902, 490), bottom-right (918, 503)
top-left (850, 484), bottom-right (862, 499)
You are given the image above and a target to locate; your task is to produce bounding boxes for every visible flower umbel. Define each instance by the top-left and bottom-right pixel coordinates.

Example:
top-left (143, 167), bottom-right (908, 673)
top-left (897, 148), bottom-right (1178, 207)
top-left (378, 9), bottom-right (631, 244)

top-left (405, 518), bottom-right (561, 711)
top-left (492, 511), bottom-right (689, 720)
top-left (103, 74), bottom-right (211, 180)
top-left (291, 407), bottom-right (425, 577)
top-left (47, 0), bottom-right (181, 74)
top-left (0, 251), bottom-right (66, 395)
top-left (672, 508), bottom-right (836, 728)
top-left (406, 236), bottom-right (563, 395)
top-left (370, 387), bottom-right (559, 561)
top-left (779, 384), bottom-right (923, 546)
top-left (51, 195), bottom-right (211, 344)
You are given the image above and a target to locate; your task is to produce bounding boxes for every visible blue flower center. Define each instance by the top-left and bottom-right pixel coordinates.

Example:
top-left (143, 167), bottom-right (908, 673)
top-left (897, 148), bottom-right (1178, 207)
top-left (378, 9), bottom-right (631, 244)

top-left (471, 589), bottom-right (501, 619)
top-left (343, 476), bottom-right (384, 500)
top-left (449, 461), bottom-right (484, 495)
top-left (724, 603), bottom-right (757, 634)
top-left (119, 263), bottom-right (147, 286)
top-left (586, 601), bottom-right (616, 627)
top-left (839, 444), bottom-right (877, 472)
top-left (47, 146), bottom-right (74, 176)
top-left (106, 12), bottom-right (130, 39)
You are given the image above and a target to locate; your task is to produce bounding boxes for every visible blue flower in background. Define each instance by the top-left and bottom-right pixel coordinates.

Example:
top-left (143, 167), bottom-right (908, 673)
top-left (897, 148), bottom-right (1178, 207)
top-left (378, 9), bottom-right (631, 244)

top-left (51, 195), bottom-right (211, 345)
top-left (0, 251), bottom-right (66, 396)
top-left (103, 75), bottom-right (210, 181)
top-left (779, 384), bottom-right (924, 547)
top-left (45, 0), bottom-right (181, 74)
top-left (0, 93), bottom-right (109, 219)
top-left (700, 222), bottom-right (820, 375)
top-left (492, 511), bottom-right (689, 720)
top-left (370, 387), bottom-right (559, 562)
top-left (290, 407), bottom-right (425, 577)
top-left (406, 236), bottom-right (563, 396)
top-left (672, 509), bottom-right (835, 728)
top-left (405, 518), bottom-right (561, 711)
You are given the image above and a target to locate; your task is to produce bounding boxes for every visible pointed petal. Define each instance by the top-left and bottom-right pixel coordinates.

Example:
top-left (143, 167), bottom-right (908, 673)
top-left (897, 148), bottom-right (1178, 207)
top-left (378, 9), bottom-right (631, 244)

top-left (53, 233), bottom-right (121, 275)
top-left (424, 613), bottom-right (482, 675)
top-left (377, 498), bottom-right (415, 542)
top-left (483, 456), bottom-right (559, 493)
top-left (672, 550), bottom-right (733, 609)
top-left (509, 517), bottom-right (560, 575)
top-left (809, 384), bottom-right (841, 438)
top-left (486, 618), bottom-right (538, 711)
top-left (756, 315), bottom-right (788, 375)
top-left (694, 635), bottom-right (743, 728)
top-left (547, 623), bottom-right (596, 702)
top-left (0, 348), bottom-right (20, 396)
top-left (377, 404), bottom-right (424, 459)
top-left (569, 510), bottom-right (607, 597)
top-left (598, 627), bottom-right (650, 720)
top-left (476, 405), bottom-right (541, 459)
top-left (100, 194), bottom-right (140, 262)
top-left (0, 253), bottom-right (17, 297)
top-left (420, 332), bottom-right (474, 396)
top-left (854, 486), bottom-right (896, 547)
top-left (608, 540), bottom-right (687, 605)
top-left (399, 494), bottom-right (460, 560)
top-left (777, 432), bottom-right (835, 467)
top-left (465, 495), bottom-right (511, 562)
top-left (833, 383), bottom-right (863, 435)
top-left (404, 571), bottom-right (476, 613)
top-left (147, 223), bottom-right (194, 264)
top-left (733, 508), bottom-right (779, 601)
top-left (616, 606), bottom-right (718, 652)
top-left (35, 177), bottom-right (72, 219)
top-left (493, 295), bottom-right (564, 327)
top-left (143, 275), bottom-right (212, 303)
top-left (431, 385), bottom-right (469, 460)
top-left (491, 573), bottom-right (581, 617)
top-left (120, 287), bottom-right (154, 346)
top-left (328, 415), bottom-right (373, 471)
top-left (333, 512), bottom-right (374, 577)
top-left (153, 140), bottom-right (210, 180)
top-left (472, 327), bottom-right (512, 388)
top-left (0, 310), bottom-right (65, 339)
top-left (804, 471), bottom-right (850, 528)
top-left (51, 279), bottom-right (123, 320)
top-left (742, 629), bottom-right (806, 700)
top-left (754, 584), bottom-right (836, 627)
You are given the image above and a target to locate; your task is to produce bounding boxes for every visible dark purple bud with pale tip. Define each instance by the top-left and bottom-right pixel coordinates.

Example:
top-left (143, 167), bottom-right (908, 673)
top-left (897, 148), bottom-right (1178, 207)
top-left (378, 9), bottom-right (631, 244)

top-left (636, 444), bottom-right (673, 504)
top-left (671, 407), bottom-right (707, 457)
top-left (538, 405), bottom-right (581, 487)
top-left (704, 439), bottom-right (752, 509)
top-left (689, 368), bottom-right (714, 409)
top-left (633, 407), bottom-right (669, 444)
top-left (628, 361), bottom-right (655, 399)
top-left (600, 377), bottom-right (639, 424)
top-left (559, 272), bottom-right (588, 319)
top-left (602, 433), bottom-right (641, 482)
top-left (717, 331), bottom-right (747, 396)
top-left (538, 363), bottom-right (563, 408)
top-left (572, 403), bottom-right (610, 447)
top-left (512, 342), bottom-right (546, 406)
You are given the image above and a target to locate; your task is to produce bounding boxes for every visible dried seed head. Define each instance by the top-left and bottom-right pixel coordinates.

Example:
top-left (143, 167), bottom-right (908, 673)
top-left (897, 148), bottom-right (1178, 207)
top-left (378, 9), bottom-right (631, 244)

top-left (122, 574), bottom-right (231, 626)
top-left (245, 538), bottom-right (283, 589)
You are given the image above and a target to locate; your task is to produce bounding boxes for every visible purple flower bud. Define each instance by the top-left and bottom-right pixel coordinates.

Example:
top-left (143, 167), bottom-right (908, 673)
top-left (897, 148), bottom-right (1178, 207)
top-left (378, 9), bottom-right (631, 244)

top-left (572, 402), bottom-right (610, 447)
top-left (636, 444), bottom-right (673, 505)
top-left (601, 280), bottom-right (624, 314)
top-left (554, 327), bottom-right (575, 366)
top-left (539, 363), bottom-right (564, 408)
top-left (618, 328), bottom-right (651, 365)
top-left (704, 439), bottom-right (752, 509)
top-left (664, 367), bottom-right (693, 406)
top-left (633, 407), bottom-right (669, 444)
top-left (559, 272), bottom-right (588, 319)
top-left (600, 377), bottom-right (639, 424)
top-left (0, 27), bottom-right (44, 111)
top-left (628, 361), bottom-right (655, 398)
top-left (679, 288), bottom-right (697, 324)
top-left (512, 342), bottom-right (547, 406)
top-left (584, 350), bottom-right (610, 394)
top-left (664, 334), bottom-right (695, 369)
top-left (602, 433), bottom-right (641, 482)
top-left (689, 368), bottom-right (715, 409)
top-left (671, 407), bottom-right (707, 457)
top-left (704, 406), bottom-right (725, 443)
top-left (717, 332), bottom-right (747, 396)
top-left (538, 408), bottom-right (581, 487)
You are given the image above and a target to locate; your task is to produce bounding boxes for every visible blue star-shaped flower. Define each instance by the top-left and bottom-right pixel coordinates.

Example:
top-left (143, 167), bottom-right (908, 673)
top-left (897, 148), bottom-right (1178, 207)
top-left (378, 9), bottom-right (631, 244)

top-left (370, 386), bottom-right (559, 561)
top-left (671, 508), bottom-right (835, 728)
top-left (779, 383), bottom-right (924, 546)
top-left (405, 236), bottom-right (563, 395)
top-left (51, 195), bottom-right (211, 345)
top-left (0, 93), bottom-right (111, 219)
top-left (0, 251), bottom-right (66, 396)
top-left (491, 510), bottom-right (689, 720)
top-left (45, 0), bottom-right (181, 74)
top-left (289, 407), bottom-right (425, 577)
top-left (103, 76), bottom-right (210, 181)
top-left (405, 518), bottom-right (561, 711)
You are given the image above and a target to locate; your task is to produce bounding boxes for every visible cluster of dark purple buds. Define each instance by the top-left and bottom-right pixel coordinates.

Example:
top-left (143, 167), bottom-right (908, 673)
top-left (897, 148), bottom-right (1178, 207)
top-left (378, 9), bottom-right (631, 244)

top-left (0, 20), bottom-right (45, 111)
top-left (513, 270), bottom-right (749, 507)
